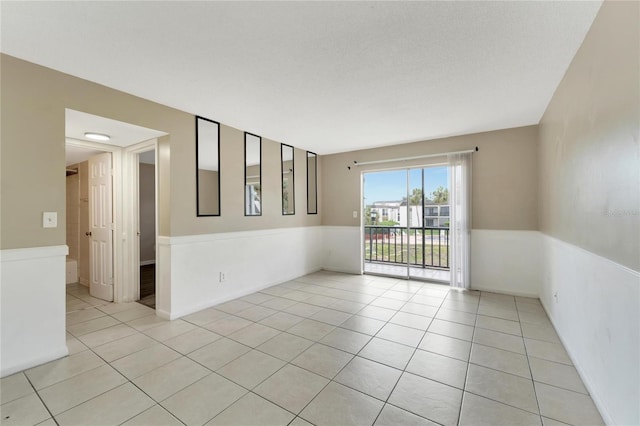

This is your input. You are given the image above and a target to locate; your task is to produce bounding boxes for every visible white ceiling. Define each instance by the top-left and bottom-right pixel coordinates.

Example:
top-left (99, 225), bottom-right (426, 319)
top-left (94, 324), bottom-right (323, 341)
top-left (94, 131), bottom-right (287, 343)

top-left (65, 144), bottom-right (103, 167)
top-left (66, 110), bottom-right (167, 147)
top-left (2, 1), bottom-right (602, 155)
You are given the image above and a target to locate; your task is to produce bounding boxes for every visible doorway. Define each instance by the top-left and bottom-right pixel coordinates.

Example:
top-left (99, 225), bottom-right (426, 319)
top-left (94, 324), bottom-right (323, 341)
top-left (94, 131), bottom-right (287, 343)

top-left (137, 149), bottom-right (157, 309)
top-left (362, 165), bottom-right (451, 283)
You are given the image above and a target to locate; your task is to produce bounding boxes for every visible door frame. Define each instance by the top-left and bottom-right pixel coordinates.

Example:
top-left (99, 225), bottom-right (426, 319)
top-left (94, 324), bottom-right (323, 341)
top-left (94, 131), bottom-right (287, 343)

top-left (123, 139), bottom-right (159, 303)
top-left (66, 138), bottom-right (123, 300)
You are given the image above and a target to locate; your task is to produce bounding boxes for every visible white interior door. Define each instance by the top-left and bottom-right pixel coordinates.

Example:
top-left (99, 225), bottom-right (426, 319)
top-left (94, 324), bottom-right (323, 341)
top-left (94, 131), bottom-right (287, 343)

top-left (88, 152), bottom-right (114, 301)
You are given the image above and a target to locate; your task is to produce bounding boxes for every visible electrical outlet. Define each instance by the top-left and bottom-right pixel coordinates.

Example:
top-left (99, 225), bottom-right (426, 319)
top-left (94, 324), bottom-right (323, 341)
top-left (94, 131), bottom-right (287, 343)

top-left (219, 272), bottom-right (227, 283)
top-left (353, 210), bottom-right (358, 218)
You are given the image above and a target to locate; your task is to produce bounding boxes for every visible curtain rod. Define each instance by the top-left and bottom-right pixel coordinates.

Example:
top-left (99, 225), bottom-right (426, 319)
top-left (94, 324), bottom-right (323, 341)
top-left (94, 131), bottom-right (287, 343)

top-left (350, 146), bottom-right (478, 168)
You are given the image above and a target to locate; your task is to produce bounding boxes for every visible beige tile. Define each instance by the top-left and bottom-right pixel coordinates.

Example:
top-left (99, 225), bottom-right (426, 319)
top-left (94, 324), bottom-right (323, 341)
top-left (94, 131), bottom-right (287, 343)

top-left (370, 297), bottom-right (405, 310)
top-left (133, 357), bottom-right (211, 402)
top-left (410, 294), bottom-right (444, 307)
top-left (215, 300), bottom-right (255, 314)
top-left (535, 382), bottom-right (604, 425)
top-left (55, 383), bottom-right (154, 426)
top-left (440, 299), bottom-right (479, 314)
top-left (459, 392), bottom-right (541, 426)
top-left (77, 323), bottom-right (138, 348)
top-left (182, 307), bottom-right (229, 326)
top-left (465, 364), bottom-right (538, 414)
top-left (419, 332), bottom-right (472, 362)
top-left (65, 307), bottom-right (106, 326)
top-left (282, 289), bottom-right (313, 302)
top-left (254, 364), bottom-right (329, 414)
top-left (428, 319), bottom-right (474, 341)
top-left (258, 311), bottom-right (305, 331)
top-left (304, 294), bottom-right (341, 307)
top-left (111, 305), bottom-right (156, 322)
top-left (66, 315), bottom-right (120, 336)
top-left (541, 416), bottom-right (571, 426)
top-left (435, 308), bottom-right (477, 326)
top-left (35, 418), bottom-right (57, 426)
top-left (92, 332), bottom-right (156, 362)
top-left (1, 373), bottom-right (34, 405)
top-left (260, 296), bottom-right (298, 311)
top-left (163, 327), bottom-right (222, 354)
top-left (143, 319), bottom-right (197, 342)
top-left (291, 343), bottom-right (353, 379)
top-left (0, 393), bottom-right (51, 426)
top-left (216, 350), bottom-right (285, 389)
top-left (97, 302), bottom-right (145, 315)
top-left (517, 302), bottom-right (546, 315)
top-left (287, 319), bottom-right (335, 341)
top-left (283, 302), bottom-right (324, 318)
top-left (160, 373), bottom-right (246, 426)
top-left (389, 372), bottom-right (462, 426)
top-left (524, 338), bottom-right (572, 365)
top-left (358, 305), bottom-right (397, 321)
top-left (340, 315), bottom-right (386, 335)
top-left (521, 322), bottom-right (561, 344)
top-left (335, 356), bottom-right (402, 400)
top-left (234, 305), bottom-right (278, 322)
top-left (227, 323), bottom-right (280, 347)
top-left (310, 308), bottom-right (352, 326)
top-left (330, 299), bottom-right (368, 314)
top-left (39, 364), bottom-right (126, 414)
top-left (518, 311), bottom-right (552, 326)
top-left (401, 302), bottom-right (439, 317)
top-left (376, 323), bottom-right (425, 347)
top-left (239, 292), bottom-right (274, 305)
top-left (374, 404), bottom-right (438, 426)
top-left (359, 337), bottom-right (415, 370)
top-left (65, 333), bottom-right (88, 355)
top-left (470, 344), bottom-right (531, 378)
top-left (206, 392), bottom-right (295, 425)
top-left (390, 311), bottom-right (433, 330)
top-left (477, 304), bottom-right (519, 321)
top-left (188, 337), bottom-right (251, 371)
top-left (26, 350), bottom-right (105, 390)
top-left (111, 344), bottom-right (181, 379)
top-left (319, 327), bottom-right (372, 354)
top-left (257, 332), bottom-right (314, 361)
top-left (300, 382), bottom-right (384, 426)
top-left (203, 315), bottom-right (253, 336)
top-left (476, 315), bottom-right (522, 336)
top-left (473, 328), bottom-right (526, 354)
top-left (529, 357), bottom-right (587, 394)
top-left (126, 314), bottom-right (169, 331)
top-left (407, 349), bottom-right (468, 389)
top-left (121, 405), bottom-right (183, 426)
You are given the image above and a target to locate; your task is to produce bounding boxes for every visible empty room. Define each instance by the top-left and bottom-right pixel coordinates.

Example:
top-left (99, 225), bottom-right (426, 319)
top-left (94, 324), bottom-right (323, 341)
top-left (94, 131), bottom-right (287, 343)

top-left (0, 1), bottom-right (638, 426)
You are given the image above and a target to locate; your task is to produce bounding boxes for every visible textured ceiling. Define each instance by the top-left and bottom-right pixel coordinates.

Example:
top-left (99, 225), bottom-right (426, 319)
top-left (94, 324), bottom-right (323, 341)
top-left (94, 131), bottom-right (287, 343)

top-left (1, 1), bottom-right (602, 155)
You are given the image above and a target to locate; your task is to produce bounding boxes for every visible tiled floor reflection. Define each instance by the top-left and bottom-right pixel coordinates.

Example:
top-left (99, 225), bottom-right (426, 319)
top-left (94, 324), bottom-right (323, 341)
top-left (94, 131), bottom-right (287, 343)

top-left (1, 272), bottom-right (604, 426)
top-left (364, 262), bottom-right (451, 282)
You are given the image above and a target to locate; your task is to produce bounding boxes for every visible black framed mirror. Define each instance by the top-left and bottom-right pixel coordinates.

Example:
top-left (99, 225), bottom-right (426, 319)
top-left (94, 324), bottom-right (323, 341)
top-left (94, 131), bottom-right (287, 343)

top-left (281, 144), bottom-right (295, 215)
top-left (307, 151), bottom-right (317, 214)
top-left (196, 116), bottom-right (220, 216)
top-left (244, 132), bottom-right (262, 216)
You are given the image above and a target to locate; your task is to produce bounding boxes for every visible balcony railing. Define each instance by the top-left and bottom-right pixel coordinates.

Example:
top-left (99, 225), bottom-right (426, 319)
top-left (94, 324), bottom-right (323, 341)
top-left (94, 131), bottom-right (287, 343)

top-left (364, 225), bottom-right (449, 269)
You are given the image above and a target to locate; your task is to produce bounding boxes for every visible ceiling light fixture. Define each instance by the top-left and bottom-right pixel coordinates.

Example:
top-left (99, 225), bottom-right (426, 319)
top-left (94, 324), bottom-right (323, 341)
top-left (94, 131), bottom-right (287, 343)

top-left (84, 132), bottom-right (110, 141)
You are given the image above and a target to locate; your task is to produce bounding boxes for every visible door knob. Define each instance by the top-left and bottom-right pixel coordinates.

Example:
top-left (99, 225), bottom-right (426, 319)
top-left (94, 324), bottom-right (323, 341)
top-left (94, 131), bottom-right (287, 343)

top-left (85, 231), bottom-right (92, 236)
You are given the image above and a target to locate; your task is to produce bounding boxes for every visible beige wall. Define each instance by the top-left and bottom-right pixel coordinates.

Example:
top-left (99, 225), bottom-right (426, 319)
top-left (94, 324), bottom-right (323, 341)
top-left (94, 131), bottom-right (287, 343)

top-left (538, 1), bottom-right (639, 271)
top-left (0, 55), bottom-right (320, 250)
top-left (322, 125), bottom-right (538, 230)
top-left (139, 163), bottom-right (156, 263)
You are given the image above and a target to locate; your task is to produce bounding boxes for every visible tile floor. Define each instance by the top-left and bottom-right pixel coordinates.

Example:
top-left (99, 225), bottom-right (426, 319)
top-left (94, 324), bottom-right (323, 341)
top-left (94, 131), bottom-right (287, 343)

top-left (1, 272), bottom-right (604, 426)
top-left (364, 263), bottom-right (451, 282)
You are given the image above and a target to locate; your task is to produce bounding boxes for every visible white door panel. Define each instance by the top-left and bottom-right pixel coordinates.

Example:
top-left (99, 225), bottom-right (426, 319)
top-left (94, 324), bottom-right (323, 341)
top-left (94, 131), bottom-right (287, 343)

top-left (89, 152), bottom-right (114, 301)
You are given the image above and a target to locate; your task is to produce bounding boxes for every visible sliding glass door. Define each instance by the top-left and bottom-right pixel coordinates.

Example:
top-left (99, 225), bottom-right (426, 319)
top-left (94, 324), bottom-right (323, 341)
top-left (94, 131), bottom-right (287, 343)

top-left (363, 166), bottom-right (450, 283)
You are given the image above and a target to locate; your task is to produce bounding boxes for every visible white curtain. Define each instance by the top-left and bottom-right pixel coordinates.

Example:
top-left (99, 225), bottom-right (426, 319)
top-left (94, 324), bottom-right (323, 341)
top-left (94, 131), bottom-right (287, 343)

top-left (448, 152), bottom-right (472, 289)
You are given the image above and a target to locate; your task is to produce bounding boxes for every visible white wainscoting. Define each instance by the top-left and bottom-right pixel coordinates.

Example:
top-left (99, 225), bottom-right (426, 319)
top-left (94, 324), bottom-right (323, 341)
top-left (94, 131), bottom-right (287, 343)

top-left (540, 234), bottom-right (639, 426)
top-left (470, 230), bottom-right (541, 297)
top-left (156, 226), bottom-right (324, 320)
top-left (322, 226), bottom-right (362, 274)
top-left (0, 245), bottom-right (69, 377)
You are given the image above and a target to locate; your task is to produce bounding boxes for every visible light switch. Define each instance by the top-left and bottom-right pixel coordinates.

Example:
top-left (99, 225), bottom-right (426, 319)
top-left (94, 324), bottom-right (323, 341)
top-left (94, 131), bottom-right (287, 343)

top-left (43, 212), bottom-right (58, 228)
top-left (353, 210), bottom-right (358, 218)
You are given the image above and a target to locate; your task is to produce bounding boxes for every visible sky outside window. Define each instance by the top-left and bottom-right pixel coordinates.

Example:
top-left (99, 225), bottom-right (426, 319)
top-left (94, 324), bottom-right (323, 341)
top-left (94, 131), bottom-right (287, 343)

top-left (363, 166), bottom-right (449, 205)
